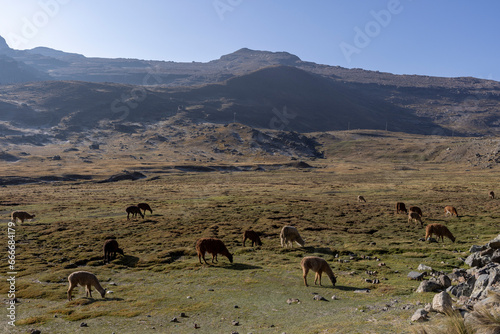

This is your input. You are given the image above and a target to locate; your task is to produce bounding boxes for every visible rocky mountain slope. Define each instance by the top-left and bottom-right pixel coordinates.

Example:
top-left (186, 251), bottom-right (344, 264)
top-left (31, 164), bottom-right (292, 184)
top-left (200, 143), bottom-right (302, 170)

top-left (1, 35), bottom-right (500, 137)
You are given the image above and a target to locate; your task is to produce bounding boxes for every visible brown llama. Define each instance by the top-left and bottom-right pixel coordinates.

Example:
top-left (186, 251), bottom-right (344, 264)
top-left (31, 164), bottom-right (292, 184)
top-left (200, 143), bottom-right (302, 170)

top-left (396, 202), bottom-right (407, 214)
top-left (11, 211), bottom-right (35, 223)
top-left (408, 212), bottom-right (423, 227)
top-left (103, 239), bottom-right (124, 263)
top-left (300, 256), bottom-right (336, 287)
top-left (243, 230), bottom-right (262, 247)
top-left (137, 203), bottom-right (153, 216)
top-left (425, 223), bottom-right (455, 243)
top-left (409, 206), bottom-right (423, 217)
top-left (196, 238), bottom-right (233, 264)
top-left (126, 205), bottom-right (144, 219)
top-left (444, 206), bottom-right (459, 217)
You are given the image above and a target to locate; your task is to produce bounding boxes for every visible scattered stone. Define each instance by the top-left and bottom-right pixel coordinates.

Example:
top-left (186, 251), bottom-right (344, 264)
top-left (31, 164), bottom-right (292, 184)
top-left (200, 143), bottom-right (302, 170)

top-left (378, 262), bottom-right (386, 267)
top-left (286, 298), bottom-right (300, 305)
top-left (354, 289), bottom-right (370, 293)
top-left (427, 237), bottom-right (438, 243)
top-left (180, 312), bottom-right (187, 317)
top-left (331, 295), bottom-right (339, 300)
top-left (232, 320), bottom-right (239, 326)
top-left (411, 308), bottom-right (429, 322)
top-left (432, 291), bottom-right (453, 314)
top-left (187, 296), bottom-right (192, 299)
top-left (408, 271), bottom-right (425, 281)
top-left (170, 317), bottom-right (179, 323)
top-left (208, 289), bottom-right (214, 291)
top-left (234, 305), bottom-right (239, 309)
top-left (80, 322), bottom-right (88, 327)
top-left (373, 278), bottom-right (380, 284)
top-left (30, 330), bottom-right (41, 334)
top-left (365, 279), bottom-right (373, 283)
top-left (313, 294), bottom-right (328, 301)
top-left (194, 323), bottom-right (200, 329)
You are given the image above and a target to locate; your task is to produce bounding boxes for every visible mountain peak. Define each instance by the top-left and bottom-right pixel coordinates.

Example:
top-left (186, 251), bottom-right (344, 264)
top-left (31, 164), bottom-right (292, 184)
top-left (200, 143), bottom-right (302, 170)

top-left (218, 48), bottom-right (301, 65)
top-left (0, 36), bottom-right (10, 51)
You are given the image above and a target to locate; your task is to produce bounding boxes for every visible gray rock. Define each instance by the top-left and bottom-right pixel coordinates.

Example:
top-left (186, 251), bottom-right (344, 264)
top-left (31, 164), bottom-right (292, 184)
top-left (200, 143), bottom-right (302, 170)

top-left (491, 249), bottom-right (500, 263)
top-left (411, 308), bottom-right (429, 322)
top-left (416, 280), bottom-right (443, 293)
top-left (432, 291), bottom-right (453, 314)
top-left (313, 294), bottom-right (328, 301)
top-left (470, 245), bottom-right (485, 253)
top-left (439, 274), bottom-right (452, 289)
top-left (465, 252), bottom-right (486, 268)
top-left (473, 293), bottom-right (500, 310)
top-left (408, 271), bottom-right (425, 280)
top-left (471, 274), bottom-right (490, 299)
top-left (488, 240), bottom-right (500, 249)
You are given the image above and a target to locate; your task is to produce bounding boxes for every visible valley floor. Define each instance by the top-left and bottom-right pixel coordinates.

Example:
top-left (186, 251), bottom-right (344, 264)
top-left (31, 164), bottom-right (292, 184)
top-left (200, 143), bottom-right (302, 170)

top-left (1, 132), bottom-right (500, 333)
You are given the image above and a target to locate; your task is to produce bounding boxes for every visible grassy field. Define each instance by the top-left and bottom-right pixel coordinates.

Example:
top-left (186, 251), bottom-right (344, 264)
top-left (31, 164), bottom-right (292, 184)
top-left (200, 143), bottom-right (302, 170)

top-left (1, 131), bottom-right (500, 333)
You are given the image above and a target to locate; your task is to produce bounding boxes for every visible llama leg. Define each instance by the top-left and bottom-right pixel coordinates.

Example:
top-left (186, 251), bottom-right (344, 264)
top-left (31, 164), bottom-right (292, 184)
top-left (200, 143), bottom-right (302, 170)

top-left (303, 268), bottom-right (309, 287)
top-left (86, 285), bottom-right (92, 298)
top-left (67, 283), bottom-right (74, 301)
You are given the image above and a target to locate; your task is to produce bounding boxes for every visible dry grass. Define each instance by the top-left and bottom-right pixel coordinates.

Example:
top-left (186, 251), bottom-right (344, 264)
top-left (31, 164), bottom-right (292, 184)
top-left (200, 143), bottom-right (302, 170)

top-left (1, 130), bottom-right (500, 333)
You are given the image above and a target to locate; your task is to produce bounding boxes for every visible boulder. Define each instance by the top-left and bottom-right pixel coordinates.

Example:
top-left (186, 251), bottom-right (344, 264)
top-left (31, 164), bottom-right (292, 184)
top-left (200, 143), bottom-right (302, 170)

top-left (465, 252), bottom-right (487, 268)
top-left (408, 271), bottom-right (425, 281)
top-left (469, 245), bottom-right (485, 253)
top-left (432, 291), bottom-right (453, 314)
top-left (439, 274), bottom-right (452, 289)
top-left (487, 239), bottom-right (500, 250)
top-left (470, 274), bottom-right (489, 300)
top-left (411, 308), bottom-right (429, 322)
top-left (416, 280), bottom-right (443, 293)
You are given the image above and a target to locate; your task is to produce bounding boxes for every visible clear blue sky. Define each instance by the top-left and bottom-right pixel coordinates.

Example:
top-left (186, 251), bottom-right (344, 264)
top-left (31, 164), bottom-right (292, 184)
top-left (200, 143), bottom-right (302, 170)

top-left (0, 0), bottom-right (498, 80)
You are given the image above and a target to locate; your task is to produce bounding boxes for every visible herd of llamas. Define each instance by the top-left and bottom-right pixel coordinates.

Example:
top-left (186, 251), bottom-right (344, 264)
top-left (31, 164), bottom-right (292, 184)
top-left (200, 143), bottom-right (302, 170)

top-left (10, 189), bottom-right (492, 301)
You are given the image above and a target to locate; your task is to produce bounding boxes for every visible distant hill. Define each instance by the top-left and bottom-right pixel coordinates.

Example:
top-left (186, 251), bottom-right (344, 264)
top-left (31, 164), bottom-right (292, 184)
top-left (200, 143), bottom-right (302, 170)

top-left (0, 66), bottom-right (448, 137)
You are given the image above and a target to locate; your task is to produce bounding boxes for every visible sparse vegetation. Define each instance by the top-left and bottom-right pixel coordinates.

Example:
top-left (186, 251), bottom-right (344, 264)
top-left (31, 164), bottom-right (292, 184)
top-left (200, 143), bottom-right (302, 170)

top-left (1, 130), bottom-right (500, 333)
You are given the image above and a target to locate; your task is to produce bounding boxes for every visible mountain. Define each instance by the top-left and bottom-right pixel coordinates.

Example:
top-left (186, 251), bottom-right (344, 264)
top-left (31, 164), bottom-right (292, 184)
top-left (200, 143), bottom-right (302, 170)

top-left (0, 66), bottom-right (447, 138)
top-left (1, 35), bottom-right (500, 136)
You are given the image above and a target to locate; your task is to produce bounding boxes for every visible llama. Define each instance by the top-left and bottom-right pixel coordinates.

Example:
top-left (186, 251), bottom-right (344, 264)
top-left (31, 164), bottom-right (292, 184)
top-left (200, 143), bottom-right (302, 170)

top-left (396, 202), bottom-right (407, 214)
top-left (126, 205), bottom-right (144, 219)
top-left (489, 191), bottom-right (495, 199)
top-left (300, 256), bottom-right (336, 287)
top-left (103, 239), bottom-right (124, 263)
top-left (196, 238), bottom-right (233, 264)
top-left (357, 195), bottom-right (366, 203)
top-left (425, 223), bottom-right (455, 243)
top-left (243, 230), bottom-right (262, 247)
top-left (137, 203), bottom-right (153, 216)
top-left (11, 211), bottom-right (35, 223)
top-left (408, 212), bottom-right (423, 227)
top-left (409, 206), bottom-right (423, 217)
top-left (444, 206), bottom-right (459, 217)
top-left (67, 271), bottom-right (106, 301)
top-left (280, 226), bottom-right (305, 248)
